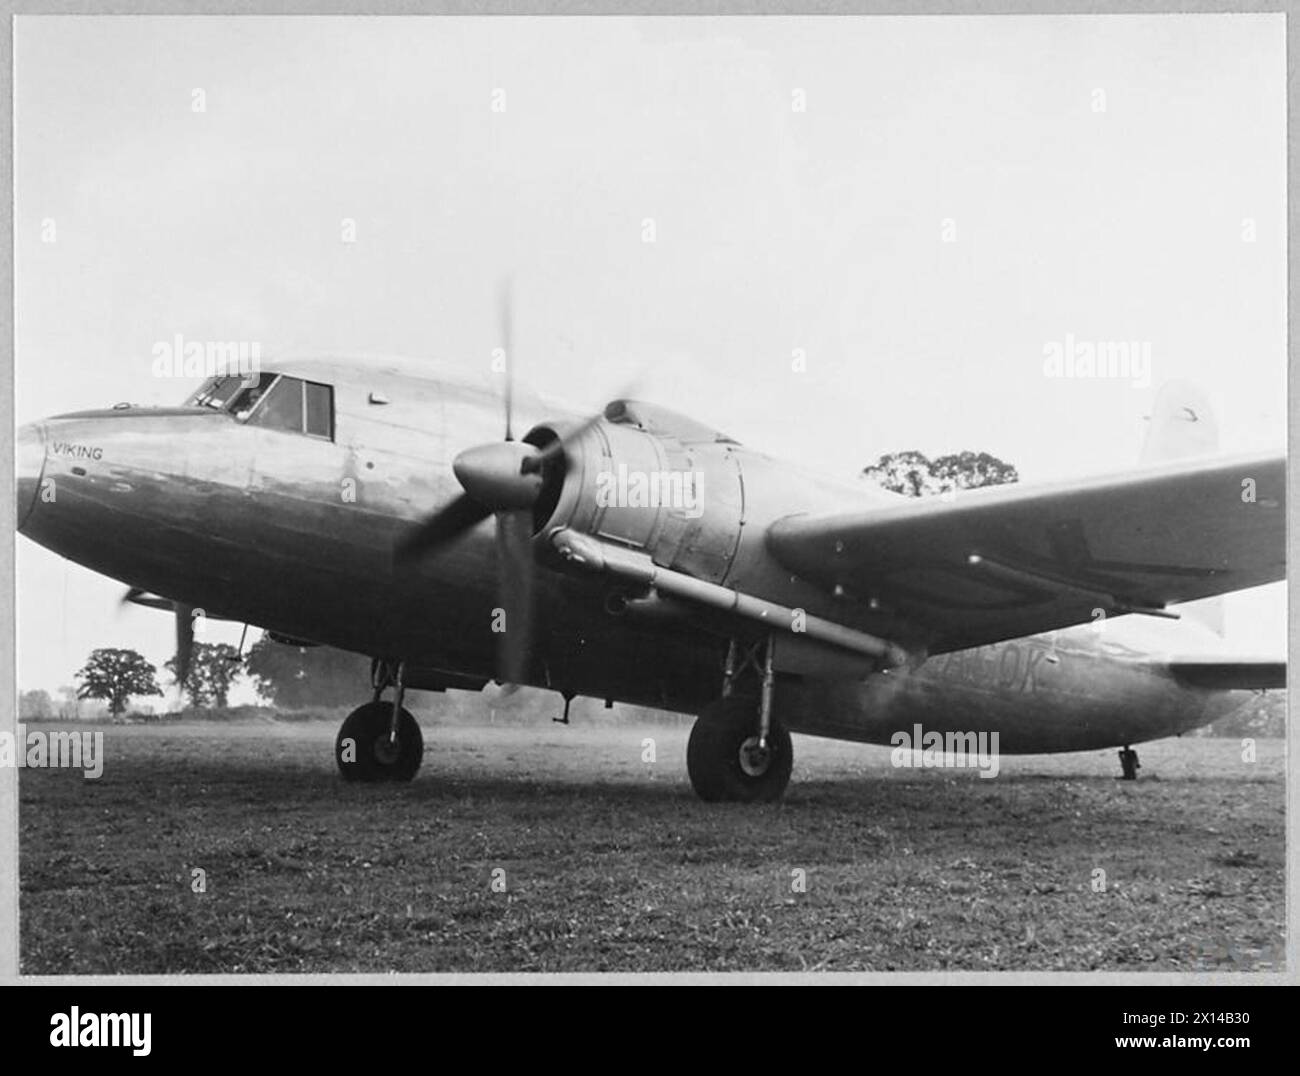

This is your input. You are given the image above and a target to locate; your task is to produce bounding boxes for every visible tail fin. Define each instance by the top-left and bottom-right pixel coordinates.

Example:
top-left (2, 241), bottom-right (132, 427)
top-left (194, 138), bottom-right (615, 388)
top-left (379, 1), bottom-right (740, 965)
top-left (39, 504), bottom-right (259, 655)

top-left (1142, 381), bottom-right (1224, 635)
top-left (1140, 380), bottom-right (1219, 465)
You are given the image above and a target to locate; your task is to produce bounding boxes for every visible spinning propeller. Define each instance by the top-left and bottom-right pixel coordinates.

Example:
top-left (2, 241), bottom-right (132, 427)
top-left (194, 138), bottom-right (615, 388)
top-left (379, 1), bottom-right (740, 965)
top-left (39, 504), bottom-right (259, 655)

top-left (393, 281), bottom-right (610, 687)
top-left (121, 588), bottom-right (195, 690)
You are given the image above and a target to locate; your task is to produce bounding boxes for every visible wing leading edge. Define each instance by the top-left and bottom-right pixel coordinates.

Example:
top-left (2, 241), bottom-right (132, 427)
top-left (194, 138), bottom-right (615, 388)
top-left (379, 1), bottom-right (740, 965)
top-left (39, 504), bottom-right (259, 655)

top-left (767, 453), bottom-right (1285, 655)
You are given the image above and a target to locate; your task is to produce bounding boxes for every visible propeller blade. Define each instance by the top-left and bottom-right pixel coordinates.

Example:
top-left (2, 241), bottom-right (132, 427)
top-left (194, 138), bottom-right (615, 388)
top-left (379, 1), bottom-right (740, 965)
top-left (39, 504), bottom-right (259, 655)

top-left (120, 587), bottom-right (175, 611)
top-left (499, 277), bottom-right (515, 442)
top-left (394, 494), bottom-right (493, 564)
top-left (174, 604), bottom-right (194, 689)
top-left (494, 508), bottom-right (535, 687)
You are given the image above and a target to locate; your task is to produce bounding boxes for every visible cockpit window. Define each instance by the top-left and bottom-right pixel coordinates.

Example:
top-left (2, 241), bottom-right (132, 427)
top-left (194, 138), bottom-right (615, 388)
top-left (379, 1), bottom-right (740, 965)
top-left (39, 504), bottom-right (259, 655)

top-left (185, 372), bottom-right (334, 441)
top-left (229, 373), bottom-right (279, 420)
top-left (246, 376), bottom-right (334, 441)
top-left (186, 375), bottom-right (248, 410)
top-left (248, 376), bottom-right (302, 432)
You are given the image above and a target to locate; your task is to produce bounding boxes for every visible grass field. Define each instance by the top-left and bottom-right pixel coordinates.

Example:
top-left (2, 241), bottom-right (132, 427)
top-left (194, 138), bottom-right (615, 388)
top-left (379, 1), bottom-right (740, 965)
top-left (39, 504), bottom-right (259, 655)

top-left (18, 718), bottom-right (1285, 974)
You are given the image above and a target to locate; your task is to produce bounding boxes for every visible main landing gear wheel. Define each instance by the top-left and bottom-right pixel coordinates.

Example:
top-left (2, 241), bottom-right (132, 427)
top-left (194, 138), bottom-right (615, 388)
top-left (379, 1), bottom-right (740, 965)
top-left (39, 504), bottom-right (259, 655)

top-left (336, 701), bottom-right (424, 782)
top-left (687, 696), bottom-right (793, 803)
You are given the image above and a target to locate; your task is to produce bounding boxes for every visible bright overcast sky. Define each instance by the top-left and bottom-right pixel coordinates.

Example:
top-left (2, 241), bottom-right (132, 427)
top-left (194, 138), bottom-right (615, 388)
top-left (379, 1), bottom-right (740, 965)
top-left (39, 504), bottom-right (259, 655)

top-left (14, 14), bottom-right (1286, 698)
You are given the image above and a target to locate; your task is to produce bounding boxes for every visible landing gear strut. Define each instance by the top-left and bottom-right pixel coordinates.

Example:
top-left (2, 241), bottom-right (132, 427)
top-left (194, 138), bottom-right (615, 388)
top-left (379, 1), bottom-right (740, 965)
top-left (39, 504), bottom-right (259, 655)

top-left (1118, 745), bottom-right (1140, 781)
top-left (687, 637), bottom-right (793, 802)
top-left (335, 658), bottom-right (424, 782)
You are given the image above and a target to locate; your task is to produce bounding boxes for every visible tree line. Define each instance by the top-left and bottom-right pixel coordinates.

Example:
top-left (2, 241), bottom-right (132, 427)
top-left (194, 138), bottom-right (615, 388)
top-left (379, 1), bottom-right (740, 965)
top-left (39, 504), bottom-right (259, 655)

top-left (23, 637), bottom-right (374, 719)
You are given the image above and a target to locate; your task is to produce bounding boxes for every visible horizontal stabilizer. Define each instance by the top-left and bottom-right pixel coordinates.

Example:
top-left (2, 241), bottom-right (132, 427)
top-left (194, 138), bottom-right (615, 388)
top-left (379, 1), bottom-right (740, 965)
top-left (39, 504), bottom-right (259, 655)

top-left (1168, 661), bottom-right (1286, 690)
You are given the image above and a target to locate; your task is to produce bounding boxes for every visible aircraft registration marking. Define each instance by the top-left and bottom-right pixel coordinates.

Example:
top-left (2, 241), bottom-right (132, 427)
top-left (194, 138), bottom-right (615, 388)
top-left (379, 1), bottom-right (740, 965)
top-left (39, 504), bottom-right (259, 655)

top-left (923, 641), bottom-right (1050, 694)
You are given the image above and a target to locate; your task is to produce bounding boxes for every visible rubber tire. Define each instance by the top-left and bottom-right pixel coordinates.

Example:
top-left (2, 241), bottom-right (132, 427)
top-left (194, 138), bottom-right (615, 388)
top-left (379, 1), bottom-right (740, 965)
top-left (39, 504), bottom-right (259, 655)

top-left (335, 701), bottom-right (423, 782)
top-left (687, 695), bottom-right (793, 803)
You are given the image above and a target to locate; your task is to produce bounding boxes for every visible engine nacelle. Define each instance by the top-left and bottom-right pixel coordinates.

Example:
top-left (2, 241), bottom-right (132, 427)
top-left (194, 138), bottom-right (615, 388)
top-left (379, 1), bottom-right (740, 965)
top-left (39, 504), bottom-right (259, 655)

top-left (524, 402), bottom-right (745, 585)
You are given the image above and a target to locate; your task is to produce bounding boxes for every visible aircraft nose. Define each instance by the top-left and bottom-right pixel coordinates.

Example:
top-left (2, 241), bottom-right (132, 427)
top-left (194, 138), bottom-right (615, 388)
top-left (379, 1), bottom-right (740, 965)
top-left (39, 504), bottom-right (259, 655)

top-left (15, 421), bottom-right (46, 530)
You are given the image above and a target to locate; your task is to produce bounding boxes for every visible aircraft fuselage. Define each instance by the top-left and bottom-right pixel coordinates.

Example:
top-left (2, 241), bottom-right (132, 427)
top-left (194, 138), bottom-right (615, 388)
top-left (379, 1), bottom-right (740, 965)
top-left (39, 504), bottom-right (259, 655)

top-left (16, 359), bottom-right (1260, 754)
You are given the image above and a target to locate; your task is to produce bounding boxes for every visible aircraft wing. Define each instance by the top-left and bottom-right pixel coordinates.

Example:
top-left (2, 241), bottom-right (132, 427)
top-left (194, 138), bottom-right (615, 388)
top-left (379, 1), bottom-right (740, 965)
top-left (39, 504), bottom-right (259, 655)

top-left (767, 453), bottom-right (1285, 655)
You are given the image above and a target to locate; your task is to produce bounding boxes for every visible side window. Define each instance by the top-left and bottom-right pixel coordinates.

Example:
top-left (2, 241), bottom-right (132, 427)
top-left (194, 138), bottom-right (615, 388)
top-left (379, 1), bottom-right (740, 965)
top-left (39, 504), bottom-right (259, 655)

top-left (246, 375), bottom-right (334, 441)
top-left (304, 381), bottom-right (333, 439)
top-left (229, 373), bottom-right (279, 419)
top-left (250, 376), bottom-right (304, 433)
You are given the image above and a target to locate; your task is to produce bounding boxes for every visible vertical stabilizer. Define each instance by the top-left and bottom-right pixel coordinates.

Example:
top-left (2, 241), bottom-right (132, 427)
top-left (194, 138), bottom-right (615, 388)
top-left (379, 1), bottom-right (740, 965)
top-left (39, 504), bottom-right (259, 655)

top-left (1140, 380), bottom-right (1219, 464)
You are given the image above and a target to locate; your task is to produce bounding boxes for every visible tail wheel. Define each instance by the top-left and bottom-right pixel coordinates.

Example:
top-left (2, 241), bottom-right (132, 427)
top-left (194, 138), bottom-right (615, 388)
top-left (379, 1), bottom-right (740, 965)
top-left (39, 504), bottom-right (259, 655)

top-left (336, 701), bottom-right (423, 782)
top-left (687, 695), bottom-right (793, 803)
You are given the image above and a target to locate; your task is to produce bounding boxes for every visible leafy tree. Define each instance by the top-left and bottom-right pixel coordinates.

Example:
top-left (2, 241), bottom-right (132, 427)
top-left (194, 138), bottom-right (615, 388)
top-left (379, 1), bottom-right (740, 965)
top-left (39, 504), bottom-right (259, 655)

top-left (166, 642), bottom-right (243, 708)
top-left (56, 685), bottom-right (82, 720)
top-left (860, 450), bottom-right (936, 497)
top-left (75, 648), bottom-right (162, 717)
top-left (165, 653), bottom-right (204, 709)
top-left (198, 643), bottom-right (242, 707)
top-left (18, 689), bottom-right (54, 720)
top-left (862, 449), bottom-right (1019, 497)
top-left (931, 451), bottom-right (1020, 492)
top-left (244, 637), bottom-right (371, 709)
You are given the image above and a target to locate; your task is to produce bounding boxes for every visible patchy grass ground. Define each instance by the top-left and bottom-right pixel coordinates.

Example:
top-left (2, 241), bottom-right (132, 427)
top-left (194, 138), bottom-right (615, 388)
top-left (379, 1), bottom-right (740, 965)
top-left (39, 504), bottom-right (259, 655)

top-left (19, 719), bottom-right (1284, 974)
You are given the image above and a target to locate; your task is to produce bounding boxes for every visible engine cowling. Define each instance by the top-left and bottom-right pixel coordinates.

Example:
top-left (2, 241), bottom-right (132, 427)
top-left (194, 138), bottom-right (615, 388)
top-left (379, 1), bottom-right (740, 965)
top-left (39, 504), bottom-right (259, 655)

top-left (524, 401), bottom-right (745, 586)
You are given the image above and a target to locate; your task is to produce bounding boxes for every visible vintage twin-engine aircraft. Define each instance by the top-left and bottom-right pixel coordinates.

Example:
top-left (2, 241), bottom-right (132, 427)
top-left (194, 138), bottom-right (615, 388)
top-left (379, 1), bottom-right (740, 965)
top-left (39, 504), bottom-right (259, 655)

top-left (15, 350), bottom-right (1285, 800)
